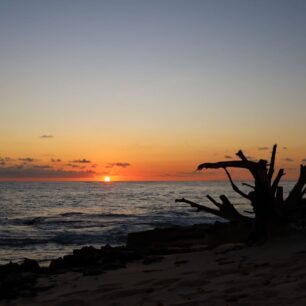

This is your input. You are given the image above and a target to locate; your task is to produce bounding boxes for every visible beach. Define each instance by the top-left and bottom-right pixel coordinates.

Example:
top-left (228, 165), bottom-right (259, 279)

top-left (2, 223), bottom-right (306, 306)
top-left (2, 0), bottom-right (306, 304)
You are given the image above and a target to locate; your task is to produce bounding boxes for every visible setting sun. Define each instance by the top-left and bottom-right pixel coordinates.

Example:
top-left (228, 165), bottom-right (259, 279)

top-left (103, 176), bottom-right (111, 182)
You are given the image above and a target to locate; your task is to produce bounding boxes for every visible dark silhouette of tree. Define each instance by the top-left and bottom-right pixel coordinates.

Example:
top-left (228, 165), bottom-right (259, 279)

top-left (176, 145), bottom-right (306, 241)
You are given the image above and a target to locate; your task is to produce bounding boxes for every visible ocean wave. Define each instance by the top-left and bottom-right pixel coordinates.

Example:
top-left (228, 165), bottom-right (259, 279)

top-left (5, 212), bottom-right (135, 227)
top-left (6, 217), bottom-right (47, 226)
top-left (0, 231), bottom-right (124, 247)
top-left (60, 212), bottom-right (84, 217)
top-left (51, 230), bottom-right (128, 245)
top-left (0, 237), bottom-right (49, 247)
top-left (1, 181), bottom-right (260, 263)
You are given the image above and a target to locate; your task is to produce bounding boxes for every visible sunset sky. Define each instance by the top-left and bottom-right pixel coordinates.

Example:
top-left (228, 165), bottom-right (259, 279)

top-left (1, 0), bottom-right (306, 181)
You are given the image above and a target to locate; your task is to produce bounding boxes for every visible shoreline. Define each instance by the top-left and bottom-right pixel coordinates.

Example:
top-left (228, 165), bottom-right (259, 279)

top-left (2, 222), bottom-right (306, 305)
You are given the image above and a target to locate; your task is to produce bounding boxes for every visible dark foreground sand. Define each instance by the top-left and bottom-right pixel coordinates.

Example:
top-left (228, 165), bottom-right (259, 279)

top-left (3, 236), bottom-right (306, 306)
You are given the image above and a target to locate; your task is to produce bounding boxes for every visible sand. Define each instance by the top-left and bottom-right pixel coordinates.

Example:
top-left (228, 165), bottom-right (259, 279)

top-left (3, 235), bottom-right (306, 306)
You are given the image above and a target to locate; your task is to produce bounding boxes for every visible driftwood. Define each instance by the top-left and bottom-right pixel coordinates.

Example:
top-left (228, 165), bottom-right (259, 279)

top-left (175, 196), bottom-right (251, 223)
top-left (175, 145), bottom-right (306, 240)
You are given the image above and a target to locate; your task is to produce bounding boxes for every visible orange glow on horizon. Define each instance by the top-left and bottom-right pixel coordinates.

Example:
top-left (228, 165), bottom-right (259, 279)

top-left (0, 144), bottom-right (304, 182)
top-left (103, 176), bottom-right (111, 182)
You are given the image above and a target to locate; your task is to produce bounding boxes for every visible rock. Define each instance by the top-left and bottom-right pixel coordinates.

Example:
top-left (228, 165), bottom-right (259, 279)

top-left (49, 257), bottom-right (65, 271)
top-left (73, 246), bottom-right (101, 259)
top-left (20, 258), bottom-right (40, 273)
top-left (0, 261), bottom-right (20, 274)
top-left (47, 245), bottom-right (141, 272)
top-left (0, 271), bottom-right (37, 299)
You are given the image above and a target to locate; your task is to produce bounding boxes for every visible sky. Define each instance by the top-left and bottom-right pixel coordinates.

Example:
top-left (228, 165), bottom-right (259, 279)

top-left (0, 0), bottom-right (306, 181)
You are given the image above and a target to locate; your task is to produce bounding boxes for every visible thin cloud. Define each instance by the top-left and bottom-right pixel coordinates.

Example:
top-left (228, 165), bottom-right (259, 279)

top-left (0, 165), bottom-right (95, 178)
top-left (18, 158), bottom-right (37, 163)
top-left (161, 171), bottom-right (212, 177)
top-left (0, 157), bottom-right (13, 162)
top-left (51, 158), bottom-right (61, 163)
top-left (40, 135), bottom-right (54, 138)
top-left (32, 165), bottom-right (52, 169)
top-left (15, 164), bottom-right (25, 169)
top-left (71, 159), bottom-right (91, 164)
top-left (66, 163), bottom-right (86, 169)
top-left (66, 163), bottom-right (79, 168)
top-left (106, 162), bottom-right (131, 168)
top-left (224, 155), bottom-right (233, 159)
top-left (283, 158), bottom-right (294, 162)
top-left (258, 146), bottom-right (269, 151)
top-left (302, 159), bottom-right (306, 162)
top-left (0, 157), bottom-right (12, 165)
top-left (283, 147), bottom-right (288, 150)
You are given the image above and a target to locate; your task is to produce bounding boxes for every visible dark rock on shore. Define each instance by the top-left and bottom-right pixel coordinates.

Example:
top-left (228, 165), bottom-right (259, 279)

top-left (0, 259), bottom-right (41, 299)
top-left (49, 244), bottom-right (142, 273)
top-left (20, 258), bottom-right (40, 273)
top-left (127, 222), bottom-right (251, 254)
top-left (0, 221), bottom-right (250, 300)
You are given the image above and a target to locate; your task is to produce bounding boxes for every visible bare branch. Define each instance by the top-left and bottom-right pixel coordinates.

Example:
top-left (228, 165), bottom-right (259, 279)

top-left (219, 195), bottom-right (252, 222)
top-left (275, 186), bottom-right (283, 206)
top-left (175, 198), bottom-right (222, 216)
top-left (236, 150), bottom-right (248, 161)
top-left (175, 197), bottom-right (251, 222)
top-left (268, 144), bottom-right (277, 181)
top-left (271, 169), bottom-right (285, 195)
top-left (242, 183), bottom-right (255, 189)
top-left (197, 160), bottom-right (258, 172)
top-left (206, 195), bottom-right (222, 209)
top-left (223, 168), bottom-right (251, 200)
top-left (286, 165), bottom-right (306, 205)
top-left (178, 145), bottom-right (306, 241)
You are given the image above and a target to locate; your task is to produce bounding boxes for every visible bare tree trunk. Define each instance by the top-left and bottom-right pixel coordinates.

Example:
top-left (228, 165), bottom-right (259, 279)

top-left (176, 144), bottom-right (306, 241)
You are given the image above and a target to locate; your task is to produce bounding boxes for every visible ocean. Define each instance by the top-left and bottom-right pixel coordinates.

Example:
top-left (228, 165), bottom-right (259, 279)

top-left (0, 181), bottom-right (295, 265)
